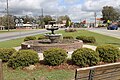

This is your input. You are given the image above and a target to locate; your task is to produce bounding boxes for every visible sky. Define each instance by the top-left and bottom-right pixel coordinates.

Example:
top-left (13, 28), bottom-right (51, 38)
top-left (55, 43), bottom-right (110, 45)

top-left (0, 0), bottom-right (120, 22)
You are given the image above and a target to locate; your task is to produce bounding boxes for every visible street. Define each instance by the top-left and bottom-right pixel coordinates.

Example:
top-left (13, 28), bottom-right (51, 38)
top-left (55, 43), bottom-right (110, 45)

top-left (0, 29), bottom-right (49, 42)
top-left (86, 28), bottom-right (120, 39)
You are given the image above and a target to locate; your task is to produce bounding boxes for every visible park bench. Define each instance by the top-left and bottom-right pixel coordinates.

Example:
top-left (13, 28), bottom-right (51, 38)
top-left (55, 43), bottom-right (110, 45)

top-left (75, 62), bottom-right (120, 80)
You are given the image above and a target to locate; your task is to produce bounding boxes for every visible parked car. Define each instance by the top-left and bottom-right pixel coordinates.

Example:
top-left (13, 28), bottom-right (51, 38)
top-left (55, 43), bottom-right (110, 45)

top-left (107, 24), bottom-right (118, 30)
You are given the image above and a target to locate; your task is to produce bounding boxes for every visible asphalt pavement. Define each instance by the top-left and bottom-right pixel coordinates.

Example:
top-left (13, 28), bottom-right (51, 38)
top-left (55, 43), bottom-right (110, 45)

top-left (86, 28), bottom-right (120, 39)
top-left (0, 29), bottom-right (49, 42)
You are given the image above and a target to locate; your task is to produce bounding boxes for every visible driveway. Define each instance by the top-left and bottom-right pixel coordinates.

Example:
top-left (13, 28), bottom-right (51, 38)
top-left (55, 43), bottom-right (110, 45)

top-left (86, 28), bottom-right (120, 39)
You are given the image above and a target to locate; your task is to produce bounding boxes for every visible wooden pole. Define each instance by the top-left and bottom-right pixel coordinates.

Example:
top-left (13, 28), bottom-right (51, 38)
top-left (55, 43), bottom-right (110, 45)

top-left (0, 59), bottom-right (3, 80)
top-left (7, 0), bottom-right (9, 31)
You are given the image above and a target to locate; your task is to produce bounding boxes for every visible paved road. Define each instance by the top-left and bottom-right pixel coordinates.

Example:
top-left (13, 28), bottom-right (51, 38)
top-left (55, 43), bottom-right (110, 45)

top-left (86, 28), bottom-right (120, 39)
top-left (0, 29), bottom-right (49, 42)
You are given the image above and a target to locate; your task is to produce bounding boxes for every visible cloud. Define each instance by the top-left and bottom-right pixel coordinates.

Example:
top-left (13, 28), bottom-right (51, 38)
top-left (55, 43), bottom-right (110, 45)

top-left (0, 0), bottom-right (120, 22)
top-left (64, 0), bottom-right (79, 5)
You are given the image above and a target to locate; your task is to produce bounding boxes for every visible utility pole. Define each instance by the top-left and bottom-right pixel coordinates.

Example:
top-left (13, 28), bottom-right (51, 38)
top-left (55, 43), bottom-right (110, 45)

top-left (94, 12), bottom-right (97, 27)
top-left (6, 0), bottom-right (9, 31)
top-left (41, 8), bottom-right (44, 28)
top-left (41, 8), bottom-right (43, 18)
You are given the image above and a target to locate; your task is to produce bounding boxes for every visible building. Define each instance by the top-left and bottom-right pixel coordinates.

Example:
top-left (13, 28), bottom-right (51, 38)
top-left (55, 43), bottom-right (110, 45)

top-left (16, 23), bottom-right (38, 29)
top-left (0, 26), bottom-right (5, 30)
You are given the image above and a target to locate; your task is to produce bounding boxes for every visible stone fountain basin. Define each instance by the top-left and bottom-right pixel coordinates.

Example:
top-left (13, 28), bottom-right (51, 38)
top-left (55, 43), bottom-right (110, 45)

top-left (44, 34), bottom-right (62, 39)
top-left (44, 34), bottom-right (62, 37)
top-left (44, 34), bottom-right (62, 43)
top-left (21, 40), bottom-right (83, 53)
top-left (46, 27), bottom-right (59, 31)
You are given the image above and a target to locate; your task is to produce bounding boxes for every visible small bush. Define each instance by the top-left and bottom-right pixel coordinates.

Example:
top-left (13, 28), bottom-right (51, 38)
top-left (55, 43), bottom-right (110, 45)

top-left (76, 36), bottom-right (87, 41)
top-left (8, 50), bottom-right (39, 69)
top-left (76, 36), bottom-right (96, 43)
top-left (38, 35), bottom-right (47, 40)
top-left (65, 28), bottom-right (77, 32)
top-left (24, 36), bottom-right (36, 41)
top-left (96, 44), bottom-right (120, 63)
top-left (63, 36), bottom-right (74, 39)
top-left (0, 48), bottom-right (16, 62)
top-left (43, 48), bottom-right (67, 66)
top-left (86, 37), bottom-right (96, 43)
top-left (72, 48), bottom-right (99, 67)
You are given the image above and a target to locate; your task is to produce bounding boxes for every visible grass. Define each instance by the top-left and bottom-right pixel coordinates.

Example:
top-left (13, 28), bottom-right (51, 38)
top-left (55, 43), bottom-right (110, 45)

top-left (57, 30), bottom-right (120, 47)
top-left (0, 34), bottom-right (42, 48)
top-left (1, 29), bottom-right (120, 80)
top-left (3, 63), bottom-right (74, 80)
top-left (0, 30), bottom-right (120, 48)
top-left (0, 38), bottom-right (24, 48)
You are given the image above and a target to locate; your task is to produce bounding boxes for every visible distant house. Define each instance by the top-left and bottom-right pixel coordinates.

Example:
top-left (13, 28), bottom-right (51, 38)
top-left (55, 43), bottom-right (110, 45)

top-left (16, 23), bottom-right (38, 29)
top-left (0, 26), bottom-right (5, 30)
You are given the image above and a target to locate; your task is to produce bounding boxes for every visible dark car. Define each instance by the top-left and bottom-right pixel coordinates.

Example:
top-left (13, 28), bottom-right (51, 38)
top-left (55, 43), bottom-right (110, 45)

top-left (107, 24), bottom-right (118, 30)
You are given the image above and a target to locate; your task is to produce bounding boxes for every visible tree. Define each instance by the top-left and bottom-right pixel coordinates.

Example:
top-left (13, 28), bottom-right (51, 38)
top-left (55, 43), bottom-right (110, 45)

top-left (58, 15), bottom-right (71, 24)
top-left (43, 15), bottom-right (53, 25)
top-left (65, 19), bottom-right (71, 27)
top-left (2, 15), bottom-right (16, 29)
top-left (21, 15), bottom-right (34, 24)
top-left (102, 6), bottom-right (120, 22)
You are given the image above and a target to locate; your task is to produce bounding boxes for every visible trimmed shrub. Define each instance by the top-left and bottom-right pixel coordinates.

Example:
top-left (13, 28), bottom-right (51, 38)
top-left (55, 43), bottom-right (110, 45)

top-left (72, 48), bottom-right (99, 67)
top-left (0, 48), bottom-right (16, 62)
top-left (63, 36), bottom-right (74, 40)
top-left (86, 37), bottom-right (96, 43)
top-left (38, 35), bottom-right (47, 40)
top-left (8, 50), bottom-right (39, 69)
top-left (43, 48), bottom-right (67, 66)
top-left (96, 44), bottom-right (120, 63)
top-left (76, 36), bottom-right (96, 43)
top-left (76, 36), bottom-right (87, 41)
top-left (24, 36), bottom-right (36, 41)
top-left (65, 28), bottom-right (77, 32)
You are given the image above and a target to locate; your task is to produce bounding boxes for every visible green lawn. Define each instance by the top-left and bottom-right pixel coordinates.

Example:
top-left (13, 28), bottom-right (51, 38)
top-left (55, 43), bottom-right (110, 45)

top-left (0, 38), bottom-right (24, 48)
top-left (57, 30), bottom-right (120, 47)
top-left (3, 63), bottom-right (74, 80)
top-left (0, 35), bottom-right (42, 48)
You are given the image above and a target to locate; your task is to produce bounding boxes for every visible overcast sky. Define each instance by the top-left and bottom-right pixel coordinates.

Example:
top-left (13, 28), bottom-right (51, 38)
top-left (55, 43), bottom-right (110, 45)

top-left (0, 0), bottom-right (120, 22)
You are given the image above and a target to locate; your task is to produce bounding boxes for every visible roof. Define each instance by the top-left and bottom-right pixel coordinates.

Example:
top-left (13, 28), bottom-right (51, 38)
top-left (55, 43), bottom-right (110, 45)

top-left (0, 26), bottom-right (5, 27)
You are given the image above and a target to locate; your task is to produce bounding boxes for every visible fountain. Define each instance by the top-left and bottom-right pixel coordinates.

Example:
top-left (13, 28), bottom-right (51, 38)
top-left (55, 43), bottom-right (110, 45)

top-left (21, 21), bottom-right (83, 53)
top-left (44, 21), bottom-right (61, 43)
